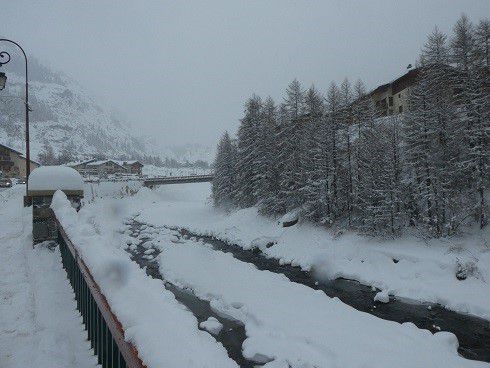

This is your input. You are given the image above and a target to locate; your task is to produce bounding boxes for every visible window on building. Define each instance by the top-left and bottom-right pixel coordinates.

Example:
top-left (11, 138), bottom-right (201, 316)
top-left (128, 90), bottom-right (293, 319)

top-left (399, 105), bottom-right (403, 113)
top-left (389, 96), bottom-right (393, 106)
top-left (398, 93), bottom-right (401, 98)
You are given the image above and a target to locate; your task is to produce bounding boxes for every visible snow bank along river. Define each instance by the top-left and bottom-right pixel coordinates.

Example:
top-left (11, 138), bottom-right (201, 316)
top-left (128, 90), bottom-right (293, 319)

top-left (49, 182), bottom-right (489, 367)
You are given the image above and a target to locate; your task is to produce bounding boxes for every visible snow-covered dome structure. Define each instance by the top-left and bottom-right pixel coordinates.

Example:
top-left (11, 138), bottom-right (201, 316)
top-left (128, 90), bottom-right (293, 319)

top-left (28, 166), bottom-right (83, 194)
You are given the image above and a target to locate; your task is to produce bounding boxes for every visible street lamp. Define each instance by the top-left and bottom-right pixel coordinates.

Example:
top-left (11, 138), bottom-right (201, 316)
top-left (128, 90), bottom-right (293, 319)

top-left (0, 39), bottom-right (31, 198)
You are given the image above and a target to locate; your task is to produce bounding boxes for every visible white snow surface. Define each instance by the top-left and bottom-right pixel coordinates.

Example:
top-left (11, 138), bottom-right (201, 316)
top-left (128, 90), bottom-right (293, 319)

top-left (156, 237), bottom-right (485, 368)
top-left (28, 166), bottom-right (83, 191)
top-left (136, 183), bottom-right (490, 321)
top-left (374, 290), bottom-right (390, 303)
top-left (0, 187), bottom-right (96, 368)
top-left (199, 317), bottom-right (223, 336)
top-left (51, 182), bottom-right (490, 367)
top-left (50, 190), bottom-right (237, 368)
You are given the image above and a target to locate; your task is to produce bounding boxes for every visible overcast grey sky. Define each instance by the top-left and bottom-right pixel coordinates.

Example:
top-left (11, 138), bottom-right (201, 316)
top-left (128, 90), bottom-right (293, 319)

top-left (1, 1), bottom-right (489, 147)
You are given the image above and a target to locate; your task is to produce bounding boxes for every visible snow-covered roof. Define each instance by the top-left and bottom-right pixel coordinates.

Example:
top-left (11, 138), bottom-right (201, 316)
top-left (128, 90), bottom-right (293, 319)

top-left (0, 143), bottom-right (40, 165)
top-left (86, 159), bottom-right (125, 168)
top-left (65, 158), bottom-right (96, 167)
top-left (28, 166), bottom-right (83, 192)
top-left (114, 160), bottom-right (142, 166)
top-left (0, 142), bottom-right (23, 156)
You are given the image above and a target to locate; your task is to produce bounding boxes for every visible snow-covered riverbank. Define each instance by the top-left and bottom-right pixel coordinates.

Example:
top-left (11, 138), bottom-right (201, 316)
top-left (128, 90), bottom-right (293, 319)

top-left (48, 181), bottom-right (489, 367)
top-left (4, 180), bottom-right (486, 367)
top-left (135, 183), bottom-right (490, 321)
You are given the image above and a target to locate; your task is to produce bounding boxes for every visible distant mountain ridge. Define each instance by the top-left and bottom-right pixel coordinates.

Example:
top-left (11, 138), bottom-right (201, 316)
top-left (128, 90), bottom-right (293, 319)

top-left (0, 56), bottom-right (213, 164)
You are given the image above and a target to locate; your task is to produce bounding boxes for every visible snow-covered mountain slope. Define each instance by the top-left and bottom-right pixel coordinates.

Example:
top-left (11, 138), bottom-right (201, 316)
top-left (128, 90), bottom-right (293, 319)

top-left (0, 58), bottom-right (213, 163)
top-left (0, 71), bottom-right (146, 161)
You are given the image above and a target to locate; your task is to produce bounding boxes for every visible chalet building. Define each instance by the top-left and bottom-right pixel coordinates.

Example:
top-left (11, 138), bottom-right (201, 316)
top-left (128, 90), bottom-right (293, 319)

top-left (67, 158), bottom-right (144, 177)
top-left (115, 160), bottom-right (143, 176)
top-left (85, 160), bottom-right (127, 177)
top-left (369, 68), bottom-right (420, 117)
top-left (0, 143), bottom-right (40, 178)
top-left (67, 158), bottom-right (98, 176)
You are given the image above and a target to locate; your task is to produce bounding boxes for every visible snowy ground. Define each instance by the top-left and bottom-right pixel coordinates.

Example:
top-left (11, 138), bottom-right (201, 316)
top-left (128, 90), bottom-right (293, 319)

top-left (142, 164), bottom-right (212, 178)
top-left (48, 182), bottom-right (489, 367)
top-left (135, 183), bottom-right (490, 321)
top-left (52, 190), bottom-right (238, 368)
top-left (0, 187), bottom-right (96, 368)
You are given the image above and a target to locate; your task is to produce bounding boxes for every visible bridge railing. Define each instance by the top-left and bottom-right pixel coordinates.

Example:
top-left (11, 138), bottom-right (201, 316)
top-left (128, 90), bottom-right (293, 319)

top-left (57, 219), bottom-right (146, 368)
top-left (143, 174), bottom-right (214, 188)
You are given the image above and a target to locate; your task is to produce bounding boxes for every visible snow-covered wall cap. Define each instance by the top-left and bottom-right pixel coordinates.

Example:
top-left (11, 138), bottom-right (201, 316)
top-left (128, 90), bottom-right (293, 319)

top-left (28, 166), bottom-right (83, 192)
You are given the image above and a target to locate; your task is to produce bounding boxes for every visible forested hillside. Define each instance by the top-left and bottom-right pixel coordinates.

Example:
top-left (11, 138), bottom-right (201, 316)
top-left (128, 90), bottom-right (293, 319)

top-left (212, 15), bottom-right (489, 237)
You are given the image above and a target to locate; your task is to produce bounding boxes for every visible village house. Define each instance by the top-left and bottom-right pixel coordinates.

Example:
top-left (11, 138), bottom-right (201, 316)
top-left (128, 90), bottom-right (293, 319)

top-left (84, 159), bottom-right (127, 177)
top-left (67, 158), bottom-right (144, 177)
top-left (0, 143), bottom-right (40, 178)
top-left (115, 160), bottom-right (144, 176)
top-left (369, 68), bottom-right (420, 117)
top-left (66, 158), bottom-right (98, 176)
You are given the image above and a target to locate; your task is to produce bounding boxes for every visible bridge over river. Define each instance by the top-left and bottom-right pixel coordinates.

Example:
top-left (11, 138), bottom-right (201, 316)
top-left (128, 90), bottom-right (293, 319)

top-left (143, 174), bottom-right (214, 188)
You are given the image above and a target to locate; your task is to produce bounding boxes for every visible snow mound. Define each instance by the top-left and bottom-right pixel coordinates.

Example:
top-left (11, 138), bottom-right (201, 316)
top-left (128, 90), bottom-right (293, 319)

top-left (199, 317), bottom-right (223, 335)
top-left (279, 210), bottom-right (299, 227)
top-left (374, 290), bottom-right (390, 303)
top-left (29, 166), bottom-right (83, 192)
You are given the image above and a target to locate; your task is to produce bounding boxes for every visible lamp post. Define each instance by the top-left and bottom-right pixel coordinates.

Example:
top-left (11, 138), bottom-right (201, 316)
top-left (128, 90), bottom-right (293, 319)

top-left (0, 39), bottom-right (31, 197)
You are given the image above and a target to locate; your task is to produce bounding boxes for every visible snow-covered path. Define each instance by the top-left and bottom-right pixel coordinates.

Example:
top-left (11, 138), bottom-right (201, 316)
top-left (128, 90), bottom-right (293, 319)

top-left (0, 187), bottom-right (96, 368)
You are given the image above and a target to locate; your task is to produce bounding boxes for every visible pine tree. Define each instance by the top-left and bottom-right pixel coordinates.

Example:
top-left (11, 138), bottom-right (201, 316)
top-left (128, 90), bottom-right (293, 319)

top-left (325, 82), bottom-right (342, 221)
top-left (302, 85), bottom-right (328, 221)
top-left (38, 141), bottom-right (57, 165)
top-left (340, 78), bottom-right (354, 227)
top-left (404, 27), bottom-right (459, 236)
top-left (234, 95), bottom-right (262, 208)
top-left (58, 141), bottom-right (76, 164)
top-left (256, 97), bottom-right (281, 215)
top-left (466, 18), bottom-right (489, 228)
top-left (278, 80), bottom-right (306, 212)
top-left (351, 79), bottom-right (377, 222)
top-left (212, 131), bottom-right (237, 208)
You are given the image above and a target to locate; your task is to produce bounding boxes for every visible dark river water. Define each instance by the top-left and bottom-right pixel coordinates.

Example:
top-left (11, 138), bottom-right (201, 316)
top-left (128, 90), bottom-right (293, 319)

top-left (128, 220), bottom-right (490, 365)
top-left (127, 222), bottom-right (257, 367)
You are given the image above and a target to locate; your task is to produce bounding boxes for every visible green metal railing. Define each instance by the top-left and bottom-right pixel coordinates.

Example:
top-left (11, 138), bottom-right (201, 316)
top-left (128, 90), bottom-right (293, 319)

top-left (57, 222), bottom-right (145, 368)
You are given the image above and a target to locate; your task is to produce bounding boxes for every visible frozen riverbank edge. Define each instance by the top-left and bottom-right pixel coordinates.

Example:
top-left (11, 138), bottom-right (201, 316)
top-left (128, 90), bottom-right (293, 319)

top-left (135, 183), bottom-right (490, 321)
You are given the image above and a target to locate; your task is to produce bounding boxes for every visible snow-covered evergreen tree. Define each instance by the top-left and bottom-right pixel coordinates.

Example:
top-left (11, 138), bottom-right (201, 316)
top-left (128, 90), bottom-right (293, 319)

top-left (211, 15), bottom-right (487, 237)
top-left (340, 78), bottom-right (355, 227)
top-left (277, 80), bottom-right (306, 212)
top-left (453, 16), bottom-right (490, 229)
top-left (468, 18), bottom-right (490, 228)
top-left (325, 82), bottom-right (342, 222)
top-left (38, 141), bottom-right (58, 165)
top-left (404, 27), bottom-right (460, 236)
top-left (212, 131), bottom-right (237, 208)
top-left (302, 86), bottom-right (328, 222)
top-left (234, 95), bottom-right (262, 208)
top-left (256, 97), bottom-right (282, 215)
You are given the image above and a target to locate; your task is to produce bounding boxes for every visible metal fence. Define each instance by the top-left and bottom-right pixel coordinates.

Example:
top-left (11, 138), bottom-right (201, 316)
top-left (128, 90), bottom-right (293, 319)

top-left (57, 221), bottom-right (146, 368)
